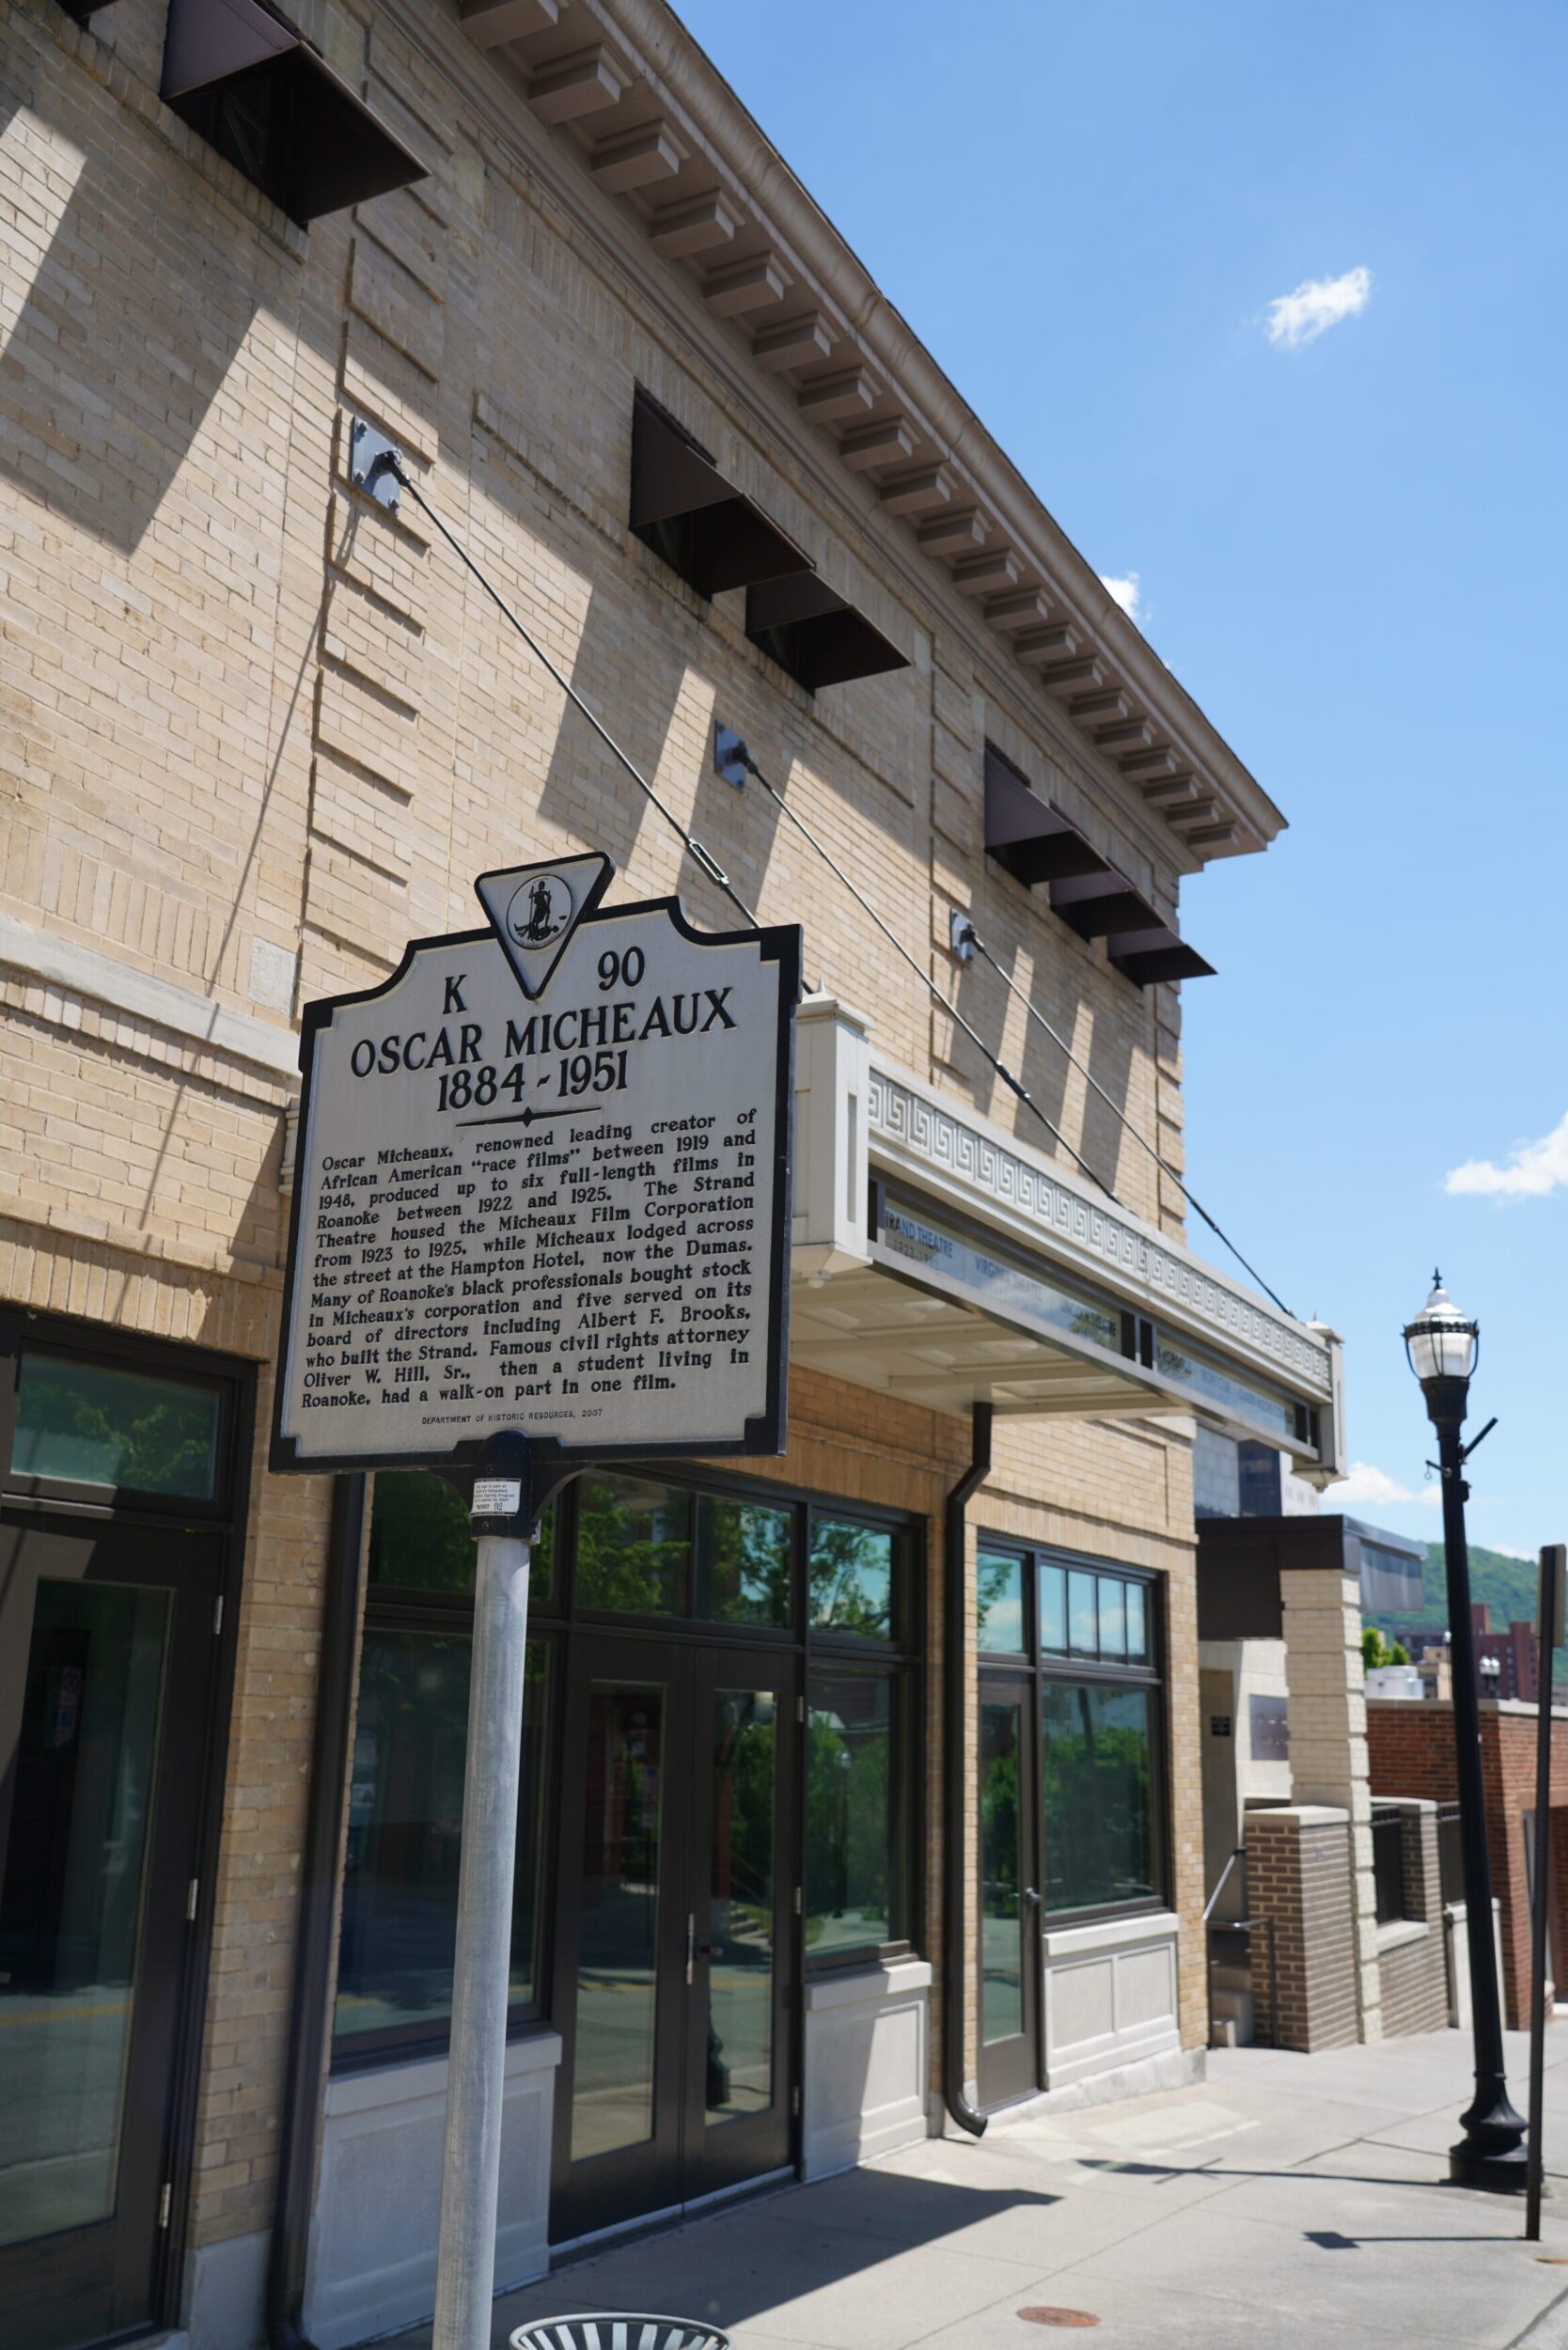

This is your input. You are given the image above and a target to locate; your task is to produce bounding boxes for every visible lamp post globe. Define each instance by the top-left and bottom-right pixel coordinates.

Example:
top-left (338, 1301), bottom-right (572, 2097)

top-left (1403, 1271), bottom-right (1479, 1418)
top-left (1403, 1271), bottom-right (1526, 2191)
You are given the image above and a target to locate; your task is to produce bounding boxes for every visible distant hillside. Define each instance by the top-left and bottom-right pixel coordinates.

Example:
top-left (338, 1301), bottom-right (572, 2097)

top-left (1420, 1540), bottom-right (1541, 1627)
top-left (1377, 1541), bottom-right (1565, 1685)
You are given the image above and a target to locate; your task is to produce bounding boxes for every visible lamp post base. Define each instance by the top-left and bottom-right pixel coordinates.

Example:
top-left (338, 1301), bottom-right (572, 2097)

top-left (1450, 2138), bottom-right (1530, 2195)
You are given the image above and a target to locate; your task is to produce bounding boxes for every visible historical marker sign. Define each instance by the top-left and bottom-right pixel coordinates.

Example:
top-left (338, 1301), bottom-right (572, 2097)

top-left (272, 858), bottom-right (801, 1474)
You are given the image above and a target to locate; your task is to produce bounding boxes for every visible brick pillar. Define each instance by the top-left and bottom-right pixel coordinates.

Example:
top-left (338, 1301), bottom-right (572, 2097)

top-left (1244, 1807), bottom-right (1358, 2050)
top-left (1281, 1565), bottom-right (1383, 2042)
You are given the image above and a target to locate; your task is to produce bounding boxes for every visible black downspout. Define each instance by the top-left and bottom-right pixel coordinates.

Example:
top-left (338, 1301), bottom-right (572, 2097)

top-left (943, 1402), bottom-right (993, 2138)
top-left (267, 1473), bottom-right (368, 2350)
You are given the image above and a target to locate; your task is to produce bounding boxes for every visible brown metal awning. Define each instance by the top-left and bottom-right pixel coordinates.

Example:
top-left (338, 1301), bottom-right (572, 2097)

top-left (162, 0), bottom-right (428, 227)
top-left (983, 748), bottom-right (1112, 886)
top-left (630, 393), bottom-right (814, 598)
top-left (982, 745), bottom-right (1213, 984)
top-left (1048, 870), bottom-right (1164, 941)
top-left (1108, 926), bottom-right (1216, 987)
top-left (745, 574), bottom-right (909, 691)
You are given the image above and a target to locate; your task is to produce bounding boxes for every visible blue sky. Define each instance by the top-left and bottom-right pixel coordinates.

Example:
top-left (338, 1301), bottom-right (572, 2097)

top-left (677, 0), bottom-right (1568, 1558)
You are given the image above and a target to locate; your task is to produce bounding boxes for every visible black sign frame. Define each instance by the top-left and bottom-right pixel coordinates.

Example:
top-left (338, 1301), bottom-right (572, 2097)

top-left (271, 895), bottom-right (800, 1481)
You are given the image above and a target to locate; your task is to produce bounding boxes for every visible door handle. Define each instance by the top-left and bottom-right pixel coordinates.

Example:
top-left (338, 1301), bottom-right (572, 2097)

top-left (1024, 1887), bottom-right (1042, 1907)
top-left (686, 1914), bottom-right (714, 1983)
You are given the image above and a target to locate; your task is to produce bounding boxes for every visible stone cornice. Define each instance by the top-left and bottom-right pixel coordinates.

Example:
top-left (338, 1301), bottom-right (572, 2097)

top-left (604, 0), bottom-right (1282, 854)
top-left (449, 0), bottom-right (1284, 867)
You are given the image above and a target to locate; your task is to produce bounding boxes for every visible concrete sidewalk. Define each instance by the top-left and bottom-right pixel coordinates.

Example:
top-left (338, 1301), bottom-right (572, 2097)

top-left (400, 2028), bottom-right (1568, 2350)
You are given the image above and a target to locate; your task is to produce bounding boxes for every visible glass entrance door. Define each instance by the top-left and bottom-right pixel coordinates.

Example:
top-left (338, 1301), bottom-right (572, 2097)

top-left (552, 1637), bottom-right (796, 2242)
top-left (0, 1517), bottom-right (222, 2350)
top-left (976, 1677), bottom-right (1041, 2107)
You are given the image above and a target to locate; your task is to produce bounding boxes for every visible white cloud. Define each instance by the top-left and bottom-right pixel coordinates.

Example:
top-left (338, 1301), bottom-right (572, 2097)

top-left (1321, 1461), bottom-right (1440, 1511)
top-left (1265, 265), bottom-right (1372, 350)
top-left (1446, 1108), bottom-right (1568, 1199)
top-left (1101, 572), bottom-right (1143, 623)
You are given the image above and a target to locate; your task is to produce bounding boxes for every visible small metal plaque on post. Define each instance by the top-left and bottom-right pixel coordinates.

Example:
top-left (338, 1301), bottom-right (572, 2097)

top-left (471, 1478), bottom-right (522, 1518)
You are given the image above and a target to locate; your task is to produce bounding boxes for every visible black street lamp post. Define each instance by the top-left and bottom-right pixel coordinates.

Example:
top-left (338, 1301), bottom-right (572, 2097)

top-left (1403, 1273), bottom-right (1527, 2193)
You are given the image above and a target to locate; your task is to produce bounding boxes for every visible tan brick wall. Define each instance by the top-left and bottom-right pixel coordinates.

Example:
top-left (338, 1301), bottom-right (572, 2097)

top-left (1, 0), bottom-right (1215, 2256)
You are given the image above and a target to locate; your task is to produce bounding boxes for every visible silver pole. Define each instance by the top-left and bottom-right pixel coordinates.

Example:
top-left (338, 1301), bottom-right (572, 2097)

top-left (431, 1529), bottom-right (532, 2350)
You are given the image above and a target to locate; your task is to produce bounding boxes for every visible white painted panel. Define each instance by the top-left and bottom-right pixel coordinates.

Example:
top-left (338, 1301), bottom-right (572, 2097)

top-left (803, 1960), bottom-right (931, 2179)
top-left (1047, 1956), bottom-right (1115, 2056)
top-left (1043, 1923), bottom-right (1184, 2091)
top-left (304, 2032), bottom-right (560, 2350)
top-left (1115, 1940), bottom-right (1176, 2032)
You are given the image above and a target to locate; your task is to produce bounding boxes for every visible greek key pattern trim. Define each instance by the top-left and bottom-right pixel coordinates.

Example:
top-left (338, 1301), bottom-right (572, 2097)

top-left (868, 1068), bottom-right (1328, 1394)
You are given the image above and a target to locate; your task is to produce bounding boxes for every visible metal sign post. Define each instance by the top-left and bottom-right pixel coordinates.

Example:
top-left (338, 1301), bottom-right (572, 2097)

top-left (271, 856), bottom-right (800, 2344)
top-left (1526, 1542), bottom-right (1566, 2240)
top-left (432, 1431), bottom-right (536, 2350)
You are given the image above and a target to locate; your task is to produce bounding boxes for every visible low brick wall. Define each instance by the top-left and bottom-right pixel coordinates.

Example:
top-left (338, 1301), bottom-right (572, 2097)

top-left (1374, 1800), bottom-right (1449, 2038)
top-left (1245, 1807), bottom-right (1358, 2051)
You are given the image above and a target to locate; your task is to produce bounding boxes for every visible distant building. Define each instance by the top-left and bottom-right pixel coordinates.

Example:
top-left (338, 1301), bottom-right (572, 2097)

top-left (1415, 1641), bottom-right (1453, 1702)
top-left (1388, 1604), bottom-right (1537, 1704)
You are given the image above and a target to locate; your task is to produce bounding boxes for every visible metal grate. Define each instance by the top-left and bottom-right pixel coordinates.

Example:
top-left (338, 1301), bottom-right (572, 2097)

top-left (1372, 1805), bottom-right (1406, 1925)
top-left (511, 2320), bottom-right (730, 2350)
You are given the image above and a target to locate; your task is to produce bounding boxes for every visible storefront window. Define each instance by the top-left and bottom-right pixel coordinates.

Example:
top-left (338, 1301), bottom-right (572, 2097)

top-left (576, 1475), bottom-right (691, 1615)
top-left (806, 1672), bottom-right (904, 1959)
top-left (809, 1517), bottom-right (897, 1638)
top-left (696, 1496), bottom-right (792, 1627)
top-left (335, 1633), bottom-right (549, 2043)
top-left (1039, 1562), bottom-right (1066, 1653)
top-left (980, 1543), bottom-right (1163, 1930)
top-left (339, 1469), bottom-right (918, 2064)
top-left (10, 1353), bottom-right (220, 1500)
top-left (368, 1467), bottom-right (555, 1600)
top-left (804, 1507), bottom-right (915, 1966)
top-left (1042, 1683), bottom-right (1157, 1913)
top-left (977, 1550), bottom-right (1026, 1652)
top-left (1068, 1570), bottom-right (1098, 1654)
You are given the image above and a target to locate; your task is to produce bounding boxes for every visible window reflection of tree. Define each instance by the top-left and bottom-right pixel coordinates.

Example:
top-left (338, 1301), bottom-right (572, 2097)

top-left (808, 1521), bottom-right (894, 1638)
top-left (806, 1681), bottom-right (893, 1945)
top-left (16, 1357), bottom-right (217, 1496)
top-left (577, 1478), bottom-right (692, 1614)
top-left (699, 1502), bottom-right (791, 1626)
top-left (1042, 1684), bottom-right (1153, 1913)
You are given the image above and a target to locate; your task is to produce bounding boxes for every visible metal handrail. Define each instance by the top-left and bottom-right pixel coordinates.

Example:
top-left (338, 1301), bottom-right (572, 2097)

top-left (1202, 1844), bottom-right (1245, 1924)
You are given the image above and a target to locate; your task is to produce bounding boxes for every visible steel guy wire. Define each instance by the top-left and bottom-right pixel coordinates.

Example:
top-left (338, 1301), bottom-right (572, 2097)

top-left (380, 442), bottom-right (1286, 1306)
top-left (727, 744), bottom-right (1120, 1204)
top-left (373, 448), bottom-right (1111, 1199)
top-left (957, 921), bottom-right (1294, 1316)
top-left (380, 452), bottom-right (760, 934)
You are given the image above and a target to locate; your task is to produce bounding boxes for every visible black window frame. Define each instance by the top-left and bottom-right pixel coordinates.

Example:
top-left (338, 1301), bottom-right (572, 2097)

top-left (977, 1537), bottom-right (1168, 1929)
top-left (803, 1499), bottom-right (922, 1974)
top-left (332, 1470), bottom-right (566, 2073)
top-left (335, 1465), bottom-right (923, 2070)
top-left (0, 1324), bottom-right (240, 1525)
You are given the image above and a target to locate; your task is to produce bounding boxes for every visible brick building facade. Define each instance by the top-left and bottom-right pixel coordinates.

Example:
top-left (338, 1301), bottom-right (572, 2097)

top-left (0, 6), bottom-right (1342, 2348)
top-left (1369, 1698), bottom-right (1568, 2032)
